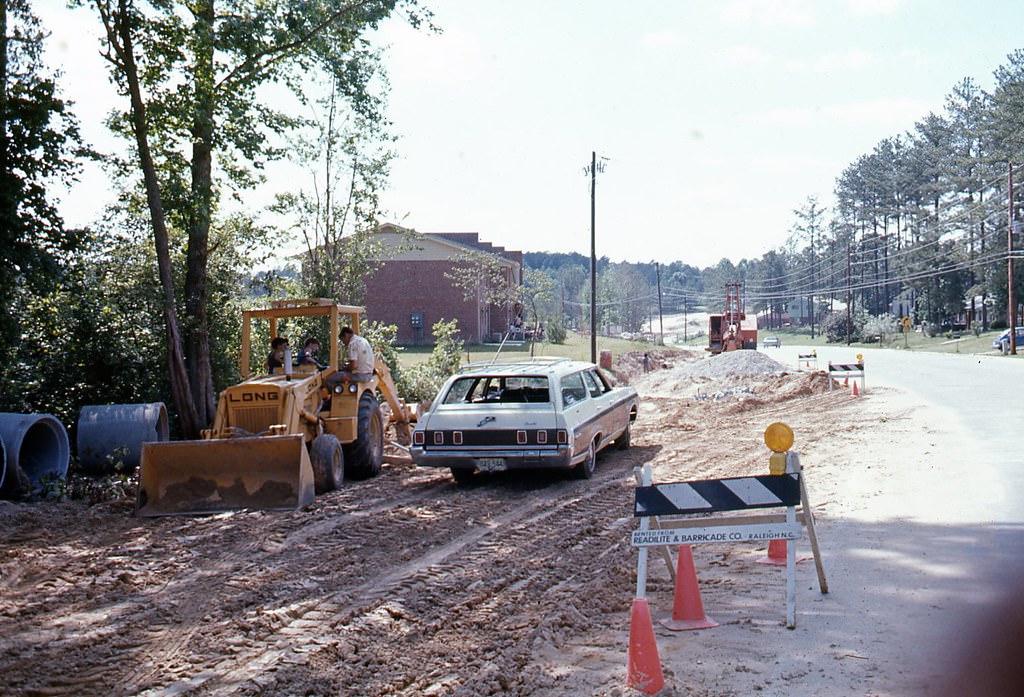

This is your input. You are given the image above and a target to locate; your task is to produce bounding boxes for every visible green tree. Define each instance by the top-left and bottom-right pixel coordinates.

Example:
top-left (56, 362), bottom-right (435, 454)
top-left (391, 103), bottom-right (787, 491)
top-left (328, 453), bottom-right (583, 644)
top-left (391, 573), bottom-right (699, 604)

top-left (0, 0), bottom-right (82, 350)
top-left (87, 0), bottom-right (430, 437)
top-left (401, 319), bottom-right (463, 402)
top-left (273, 80), bottom-right (395, 303)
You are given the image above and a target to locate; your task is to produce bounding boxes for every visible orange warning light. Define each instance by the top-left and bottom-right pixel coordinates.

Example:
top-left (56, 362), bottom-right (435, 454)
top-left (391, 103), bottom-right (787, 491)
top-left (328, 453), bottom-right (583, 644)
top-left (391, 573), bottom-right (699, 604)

top-left (764, 422), bottom-right (794, 454)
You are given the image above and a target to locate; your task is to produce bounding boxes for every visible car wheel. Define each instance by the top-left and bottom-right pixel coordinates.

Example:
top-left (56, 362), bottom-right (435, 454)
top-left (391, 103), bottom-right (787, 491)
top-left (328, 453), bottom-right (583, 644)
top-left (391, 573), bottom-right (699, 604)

top-left (451, 467), bottom-right (474, 484)
top-left (310, 434), bottom-right (344, 494)
top-left (616, 422), bottom-right (632, 450)
top-left (574, 438), bottom-right (597, 480)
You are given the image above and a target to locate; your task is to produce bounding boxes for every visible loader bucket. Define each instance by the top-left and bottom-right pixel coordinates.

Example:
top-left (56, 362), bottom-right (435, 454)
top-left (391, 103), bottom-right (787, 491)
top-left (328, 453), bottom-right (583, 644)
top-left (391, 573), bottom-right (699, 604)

top-left (135, 435), bottom-right (315, 517)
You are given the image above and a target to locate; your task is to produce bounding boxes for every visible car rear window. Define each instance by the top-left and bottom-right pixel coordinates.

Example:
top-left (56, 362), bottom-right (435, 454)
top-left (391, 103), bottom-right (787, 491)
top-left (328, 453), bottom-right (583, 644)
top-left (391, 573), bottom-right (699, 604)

top-left (441, 376), bottom-right (551, 405)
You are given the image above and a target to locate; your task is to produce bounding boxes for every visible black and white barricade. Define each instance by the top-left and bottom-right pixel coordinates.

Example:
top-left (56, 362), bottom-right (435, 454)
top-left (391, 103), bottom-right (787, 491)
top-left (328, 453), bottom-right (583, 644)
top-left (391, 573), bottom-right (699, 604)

top-left (827, 358), bottom-right (865, 394)
top-left (797, 351), bottom-right (818, 371)
top-left (631, 456), bottom-right (827, 629)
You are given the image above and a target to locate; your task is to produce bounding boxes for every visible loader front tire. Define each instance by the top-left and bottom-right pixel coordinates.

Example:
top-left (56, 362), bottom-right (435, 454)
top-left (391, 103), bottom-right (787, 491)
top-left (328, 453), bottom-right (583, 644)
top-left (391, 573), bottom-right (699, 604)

top-left (344, 392), bottom-right (384, 480)
top-left (311, 434), bottom-right (344, 494)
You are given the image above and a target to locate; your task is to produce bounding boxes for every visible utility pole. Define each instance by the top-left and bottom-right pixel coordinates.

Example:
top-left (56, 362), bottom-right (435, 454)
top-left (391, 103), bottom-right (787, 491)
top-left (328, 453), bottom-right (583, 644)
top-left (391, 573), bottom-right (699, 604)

top-left (809, 224), bottom-right (816, 339)
top-left (656, 263), bottom-right (664, 346)
top-left (1009, 163), bottom-right (1017, 355)
top-left (683, 291), bottom-right (688, 343)
top-left (846, 240), bottom-right (852, 346)
top-left (584, 151), bottom-right (607, 364)
top-left (589, 151), bottom-right (597, 363)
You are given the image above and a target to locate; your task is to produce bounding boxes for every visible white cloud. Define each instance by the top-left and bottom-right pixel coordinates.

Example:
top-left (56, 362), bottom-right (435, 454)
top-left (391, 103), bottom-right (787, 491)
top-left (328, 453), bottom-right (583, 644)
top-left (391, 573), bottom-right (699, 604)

top-left (641, 29), bottom-right (680, 50)
top-left (747, 97), bottom-right (933, 128)
top-left (718, 45), bottom-right (776, 67)
top-left (721, 0), bottom-right (815, 28)
top-left (778, 49), bottom-right (880, 75)
top-left (846, 0), bottom-right (905, 17)
top-left (379, 22), bottom-right (487, 86)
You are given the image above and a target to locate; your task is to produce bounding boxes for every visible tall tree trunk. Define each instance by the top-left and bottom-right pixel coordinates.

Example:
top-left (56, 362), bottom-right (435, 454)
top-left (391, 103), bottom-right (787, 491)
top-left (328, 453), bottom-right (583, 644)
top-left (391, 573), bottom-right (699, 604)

top-left (185, 0), bottom-right (216, 425)
top-left (112, 3), bottom-right (201, 438)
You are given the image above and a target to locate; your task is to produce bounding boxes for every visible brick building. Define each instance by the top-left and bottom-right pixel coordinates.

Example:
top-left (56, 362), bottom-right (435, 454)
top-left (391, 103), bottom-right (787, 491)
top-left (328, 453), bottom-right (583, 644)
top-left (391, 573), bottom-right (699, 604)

top-left (363, 224), bottom-right (523, 345)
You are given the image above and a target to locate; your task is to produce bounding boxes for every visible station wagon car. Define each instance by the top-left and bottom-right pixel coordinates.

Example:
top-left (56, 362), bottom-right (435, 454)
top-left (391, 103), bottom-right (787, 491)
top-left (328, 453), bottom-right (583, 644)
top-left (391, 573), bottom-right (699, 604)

top-left (411, 358), bottom-right (639, 483)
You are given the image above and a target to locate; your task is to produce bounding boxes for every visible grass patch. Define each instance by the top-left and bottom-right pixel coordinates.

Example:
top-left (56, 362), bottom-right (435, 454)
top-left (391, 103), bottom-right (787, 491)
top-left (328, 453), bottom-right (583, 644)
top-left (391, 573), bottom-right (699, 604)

top-left (762, 327), bottom-right (1017, 356)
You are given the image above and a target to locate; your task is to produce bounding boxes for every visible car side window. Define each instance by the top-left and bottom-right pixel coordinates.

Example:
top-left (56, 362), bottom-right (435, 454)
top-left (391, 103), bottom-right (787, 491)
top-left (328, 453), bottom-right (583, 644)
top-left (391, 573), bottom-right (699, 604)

top-left (589, 366), bottom-right (610, 395)
top-left (560, 373), bottom-right (588, 407)
top-left (581, 370), bottom-right (603, 398)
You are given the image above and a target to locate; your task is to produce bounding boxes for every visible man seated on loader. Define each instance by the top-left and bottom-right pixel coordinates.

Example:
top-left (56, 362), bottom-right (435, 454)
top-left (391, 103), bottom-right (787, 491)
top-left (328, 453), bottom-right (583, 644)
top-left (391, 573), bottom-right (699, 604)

top-left (297, 337), bottom-right (324, 370)
top-left (265, 336), bottom-right (289, 373)
top-left (328, 326), bottom-right (374, 388)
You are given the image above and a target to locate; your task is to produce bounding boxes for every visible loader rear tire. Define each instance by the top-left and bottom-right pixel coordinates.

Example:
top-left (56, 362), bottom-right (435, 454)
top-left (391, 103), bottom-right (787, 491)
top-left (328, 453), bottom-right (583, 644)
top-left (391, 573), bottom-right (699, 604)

top-left (311, 434), bottom-right (344, 494)
top-left (344, 392), bottom-right (384, 480)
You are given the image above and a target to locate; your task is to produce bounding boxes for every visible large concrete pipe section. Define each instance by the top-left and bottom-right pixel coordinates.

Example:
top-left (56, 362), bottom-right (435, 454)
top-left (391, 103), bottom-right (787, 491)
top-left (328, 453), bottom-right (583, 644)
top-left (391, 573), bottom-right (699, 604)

top-left (0, 413), bottom-right (70, 495)
top-left (77, 403), bottom-right (169, 474)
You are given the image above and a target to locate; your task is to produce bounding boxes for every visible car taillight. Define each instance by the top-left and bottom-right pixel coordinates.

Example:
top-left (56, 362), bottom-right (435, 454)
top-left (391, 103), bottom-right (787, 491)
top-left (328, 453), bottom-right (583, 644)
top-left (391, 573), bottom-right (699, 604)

top-left (537, 430), bottom-right (548, 444)
top-left (434, 431), bottom-right (444, 445)
top-left (557, 430), bottom-right (568, 444)
top-left (516, 430), bottom-right (527, 445)
top-left (413, 430), bottom-right (424, 446)
top-left (453, 431), bottom-right (463, 445)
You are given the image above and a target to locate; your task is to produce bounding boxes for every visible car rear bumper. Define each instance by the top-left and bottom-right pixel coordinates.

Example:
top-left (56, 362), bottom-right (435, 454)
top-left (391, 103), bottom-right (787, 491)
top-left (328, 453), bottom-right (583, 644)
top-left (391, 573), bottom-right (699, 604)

top-left (411, 446), bottom-right (574, 471)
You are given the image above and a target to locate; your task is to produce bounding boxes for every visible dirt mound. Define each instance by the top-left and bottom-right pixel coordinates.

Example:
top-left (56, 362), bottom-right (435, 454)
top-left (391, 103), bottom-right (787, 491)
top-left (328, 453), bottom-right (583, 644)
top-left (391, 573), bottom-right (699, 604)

top-left (679, 349), bottom-right (786, 378)
top-left (630, 349), bottom-right (836, 412)
top-left (614, 348), bottom-right (701, 384)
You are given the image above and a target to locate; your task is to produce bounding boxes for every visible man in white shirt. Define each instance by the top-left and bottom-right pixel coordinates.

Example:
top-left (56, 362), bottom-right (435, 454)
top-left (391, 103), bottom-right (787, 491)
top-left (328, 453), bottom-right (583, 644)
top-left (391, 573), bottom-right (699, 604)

top-left (338, 326), bottom-right (374, 382)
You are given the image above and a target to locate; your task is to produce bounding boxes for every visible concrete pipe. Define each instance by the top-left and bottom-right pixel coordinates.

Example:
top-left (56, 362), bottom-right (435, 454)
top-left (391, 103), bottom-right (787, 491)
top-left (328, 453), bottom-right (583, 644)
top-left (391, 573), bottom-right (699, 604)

top-left (0, 413), bottom-right (70, 495)
top-left (77, 403), bottom-right (169, 474)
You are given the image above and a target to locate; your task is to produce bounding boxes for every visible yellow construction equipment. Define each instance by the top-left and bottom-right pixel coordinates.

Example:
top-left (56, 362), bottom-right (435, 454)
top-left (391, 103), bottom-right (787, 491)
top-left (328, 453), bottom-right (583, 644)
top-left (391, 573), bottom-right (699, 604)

top-left (136, 299), bottom-right (415, 517)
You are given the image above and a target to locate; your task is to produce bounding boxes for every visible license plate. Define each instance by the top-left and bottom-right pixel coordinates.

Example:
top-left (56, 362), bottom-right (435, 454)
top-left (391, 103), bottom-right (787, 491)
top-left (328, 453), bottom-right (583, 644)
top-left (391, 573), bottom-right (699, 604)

top-left (477, 458), bottom-right (506, 472)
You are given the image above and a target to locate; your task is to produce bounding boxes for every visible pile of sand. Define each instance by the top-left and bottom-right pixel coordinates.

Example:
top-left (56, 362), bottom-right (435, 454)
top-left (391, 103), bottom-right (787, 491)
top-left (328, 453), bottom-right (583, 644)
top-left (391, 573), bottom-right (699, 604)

top-left (677, 349), bottom-right (786, 378)
top-left (634, 349), bottom-right (792, 400)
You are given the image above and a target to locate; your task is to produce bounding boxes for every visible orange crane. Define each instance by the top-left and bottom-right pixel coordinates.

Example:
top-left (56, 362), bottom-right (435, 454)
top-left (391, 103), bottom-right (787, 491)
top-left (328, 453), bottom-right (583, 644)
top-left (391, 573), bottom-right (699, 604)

top-left (707, 282), bottom-right (758, 354)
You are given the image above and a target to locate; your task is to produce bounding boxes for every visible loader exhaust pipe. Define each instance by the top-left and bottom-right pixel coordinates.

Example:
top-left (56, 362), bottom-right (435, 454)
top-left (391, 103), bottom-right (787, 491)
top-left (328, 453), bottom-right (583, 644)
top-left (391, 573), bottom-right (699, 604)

top-left (77, 403), bottom-right (169, 474)
top-left (0, 413), bottom-right (70, 496)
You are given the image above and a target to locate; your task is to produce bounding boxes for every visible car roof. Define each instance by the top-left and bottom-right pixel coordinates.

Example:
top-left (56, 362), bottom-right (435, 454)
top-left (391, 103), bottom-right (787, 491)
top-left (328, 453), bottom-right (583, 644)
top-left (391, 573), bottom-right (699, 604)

top-left (455, 357), bottom-right (599, 378)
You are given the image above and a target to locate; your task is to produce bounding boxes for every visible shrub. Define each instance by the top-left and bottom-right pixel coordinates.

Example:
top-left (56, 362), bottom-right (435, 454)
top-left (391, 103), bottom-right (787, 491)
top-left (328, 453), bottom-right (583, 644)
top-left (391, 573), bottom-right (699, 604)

top-left (822, 311), bottom-right (858, 343)
top-left (862, 313), bottom-right (898, 344)
top-left (401, 319), bottom-right (464, 402)
top-left (545, 319), bottom-right (567, 344)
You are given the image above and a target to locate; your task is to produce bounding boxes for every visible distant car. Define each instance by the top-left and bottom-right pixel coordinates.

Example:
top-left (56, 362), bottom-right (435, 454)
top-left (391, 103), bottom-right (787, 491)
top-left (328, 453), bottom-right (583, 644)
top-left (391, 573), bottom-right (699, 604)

top-left (411, 358), bottom-right (639, 483)
top-left (762, 336), bottom-right (781, 348)
top-left (992, 327), bottom-right (1024, 352)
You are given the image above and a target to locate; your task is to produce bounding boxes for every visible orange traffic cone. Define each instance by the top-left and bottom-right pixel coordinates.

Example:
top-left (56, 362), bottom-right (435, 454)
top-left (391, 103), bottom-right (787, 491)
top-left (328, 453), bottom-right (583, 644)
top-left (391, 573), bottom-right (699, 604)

top-left (843, 376), bottom-right (849, 387)
top-left (661, 545), bottom-right (718, 631)
top-left (756, 539), bottom-right (810, 566)
top-left (627, 598), bottom-right (665, 695)
top-left (851, 380), bottom-right (860, 397)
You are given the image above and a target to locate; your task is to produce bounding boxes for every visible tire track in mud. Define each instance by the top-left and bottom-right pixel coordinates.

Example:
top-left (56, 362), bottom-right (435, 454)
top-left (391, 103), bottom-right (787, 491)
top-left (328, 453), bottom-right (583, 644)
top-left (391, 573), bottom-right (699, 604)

top-left (137, 452), bottom-right (650, 696)
top-left (0, 373), bottom-right (852, 696)
top-left (121, 473), bottom-right (469, 694)
top-left (148, 388), bottom-right (848, 695)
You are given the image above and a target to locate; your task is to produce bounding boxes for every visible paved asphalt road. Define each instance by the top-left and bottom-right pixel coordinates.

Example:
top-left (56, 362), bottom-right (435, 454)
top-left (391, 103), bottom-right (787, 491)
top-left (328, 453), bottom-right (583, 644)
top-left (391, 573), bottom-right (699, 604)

top-left (784, 343), bottom-right (1023, 517)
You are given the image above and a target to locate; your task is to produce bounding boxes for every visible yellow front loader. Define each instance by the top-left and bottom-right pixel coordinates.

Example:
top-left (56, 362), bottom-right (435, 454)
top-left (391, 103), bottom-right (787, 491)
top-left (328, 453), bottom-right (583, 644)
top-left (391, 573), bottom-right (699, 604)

top-left (135, 299), bottom-right (415, 517)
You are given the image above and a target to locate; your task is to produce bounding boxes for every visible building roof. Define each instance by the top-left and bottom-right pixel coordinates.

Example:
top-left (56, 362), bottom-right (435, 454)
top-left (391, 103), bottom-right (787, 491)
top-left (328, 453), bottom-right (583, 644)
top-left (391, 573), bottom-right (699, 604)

top-left (376, 223), bottom-right (521, 268)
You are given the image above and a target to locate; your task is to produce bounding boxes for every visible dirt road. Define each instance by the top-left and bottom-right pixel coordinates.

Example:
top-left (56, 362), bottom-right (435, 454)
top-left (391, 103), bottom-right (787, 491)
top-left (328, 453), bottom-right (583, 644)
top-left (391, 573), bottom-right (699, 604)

top-left (0, 351), bottom-right (1008, 696)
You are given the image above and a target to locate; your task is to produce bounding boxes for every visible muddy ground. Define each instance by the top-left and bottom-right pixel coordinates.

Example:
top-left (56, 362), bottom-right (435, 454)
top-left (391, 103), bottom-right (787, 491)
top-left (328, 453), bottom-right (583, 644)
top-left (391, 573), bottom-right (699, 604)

top-left (0, 351), bottom-right (945, 696)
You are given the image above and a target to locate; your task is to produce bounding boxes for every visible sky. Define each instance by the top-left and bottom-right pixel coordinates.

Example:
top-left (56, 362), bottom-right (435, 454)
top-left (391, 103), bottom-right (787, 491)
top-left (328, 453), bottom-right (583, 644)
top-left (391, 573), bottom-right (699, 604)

top-left (37, 0), bottom-right (1024, 269)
